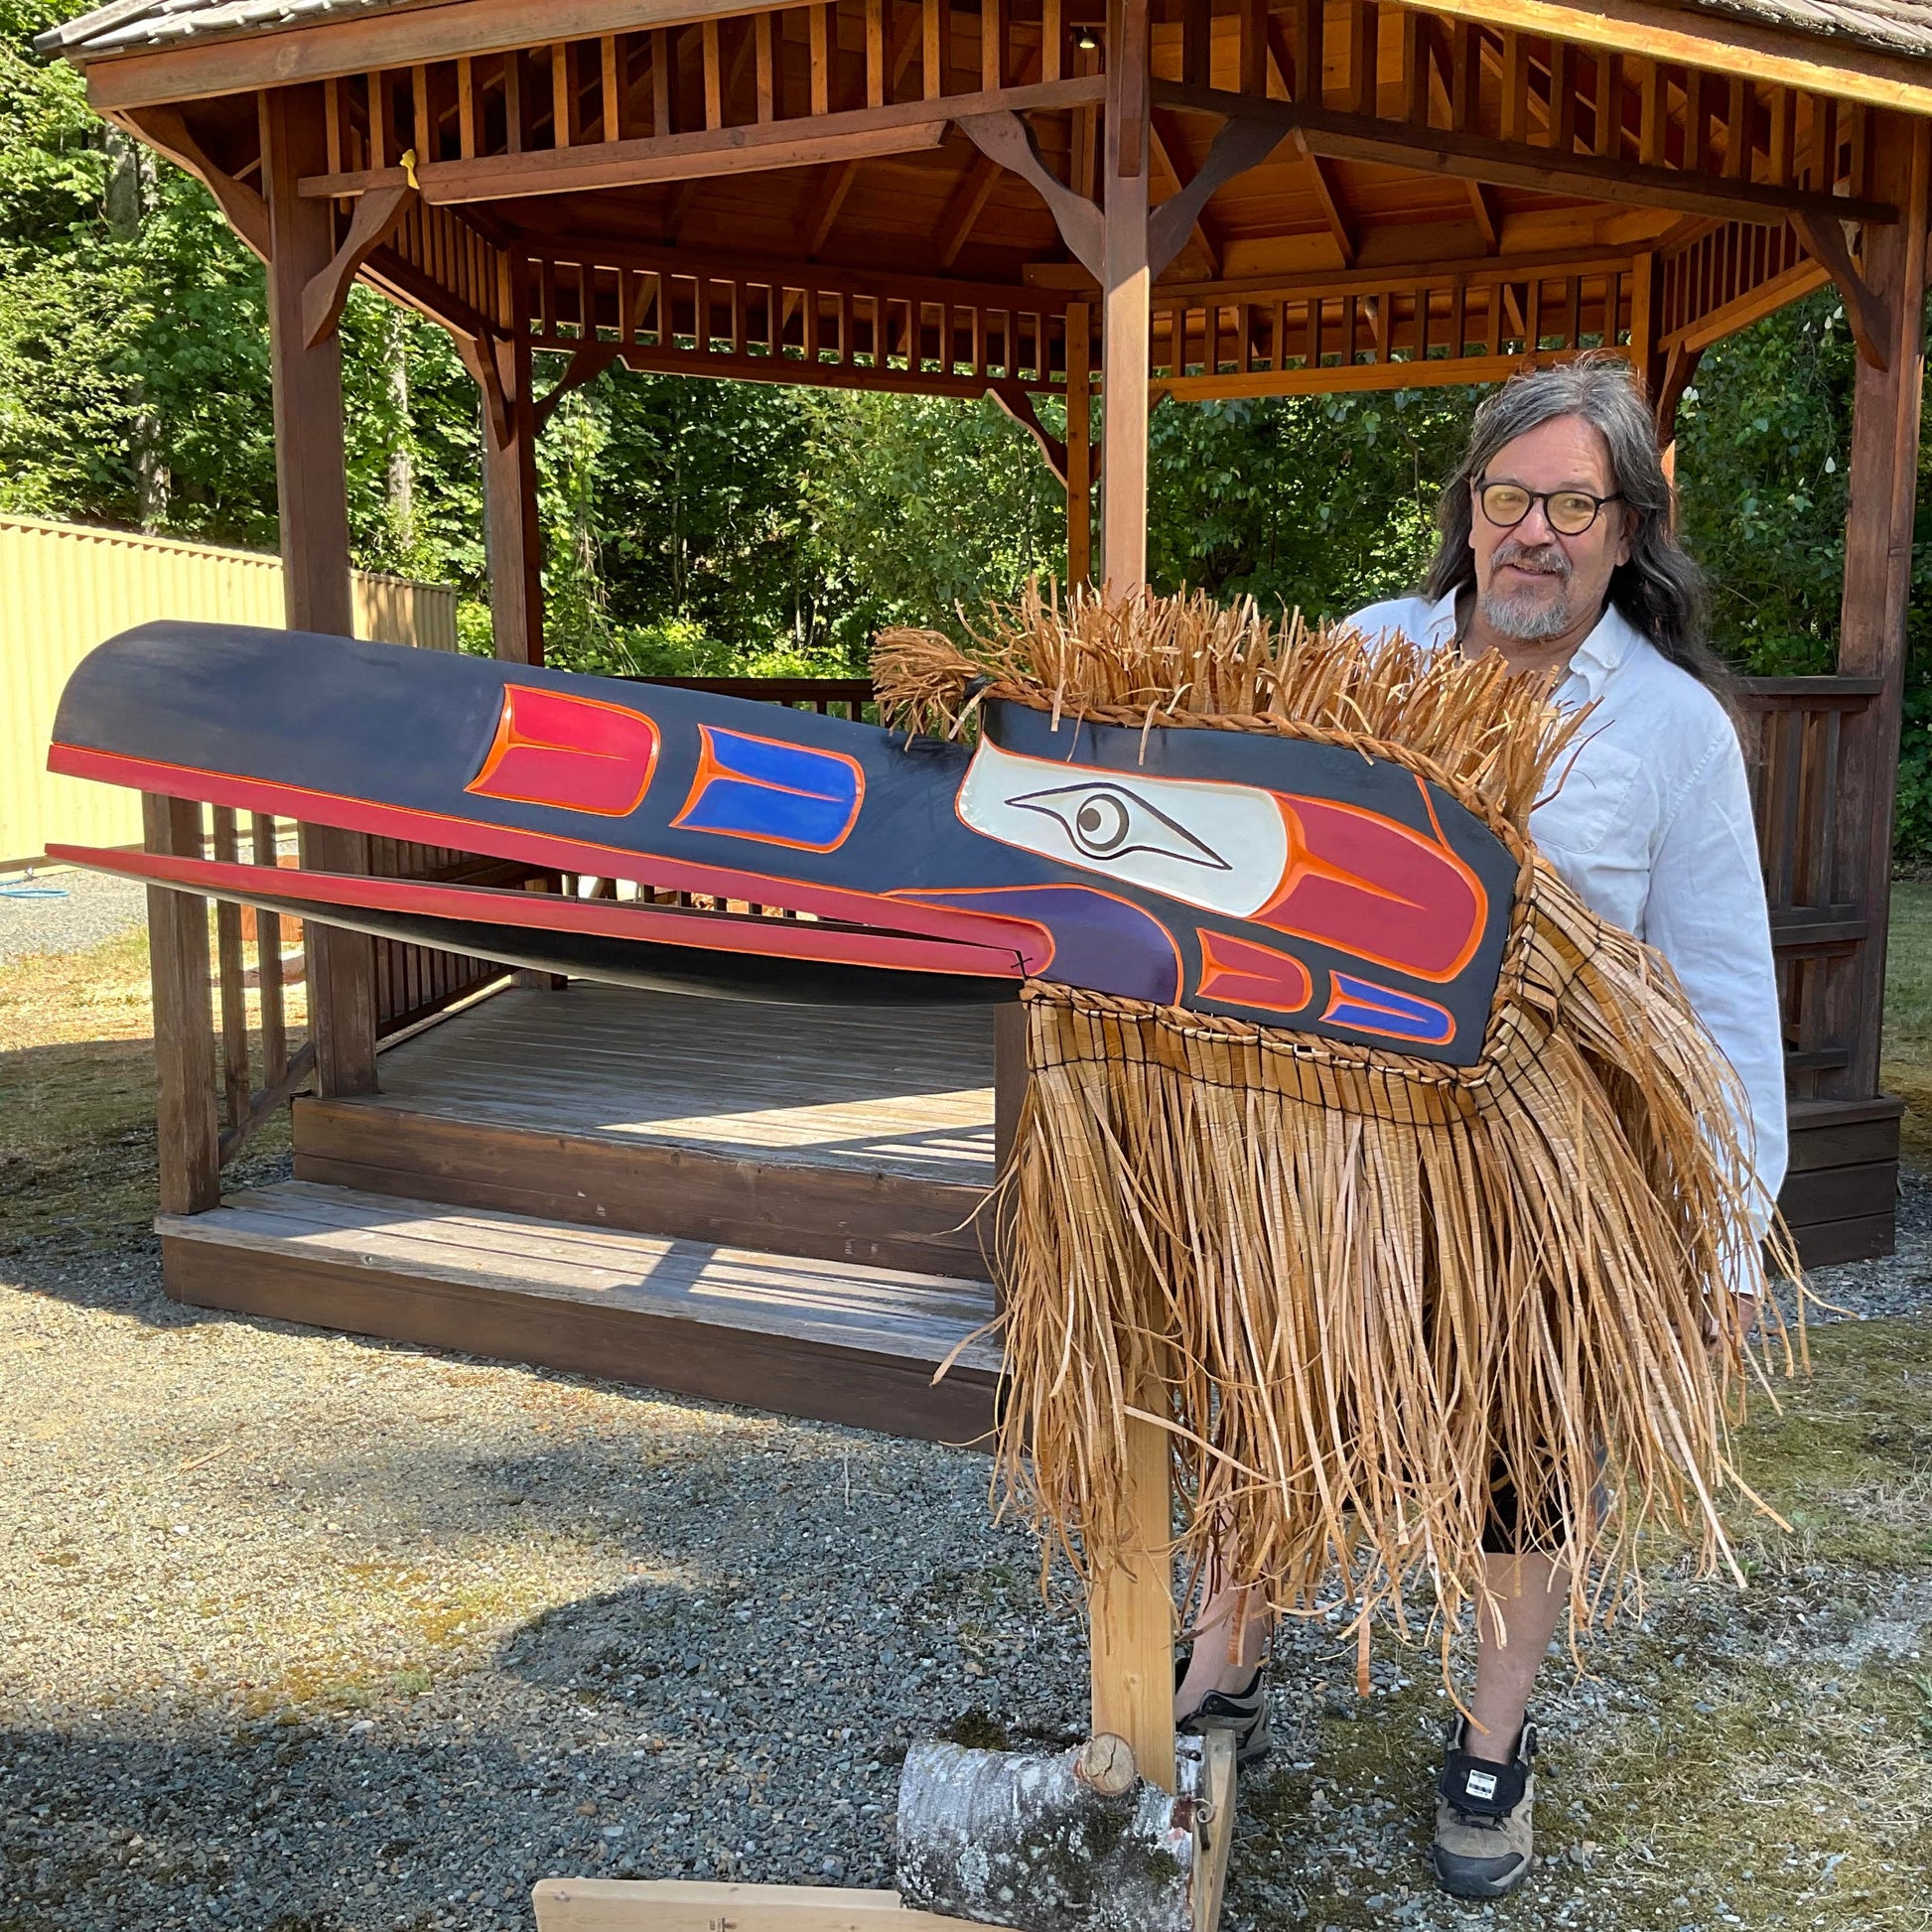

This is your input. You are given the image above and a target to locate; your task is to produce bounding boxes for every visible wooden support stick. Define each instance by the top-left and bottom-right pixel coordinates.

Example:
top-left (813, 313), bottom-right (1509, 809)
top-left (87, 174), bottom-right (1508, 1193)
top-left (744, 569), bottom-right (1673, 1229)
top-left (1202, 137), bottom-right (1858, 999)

top-left (1089, 1387), bottom-right (1176, 1789)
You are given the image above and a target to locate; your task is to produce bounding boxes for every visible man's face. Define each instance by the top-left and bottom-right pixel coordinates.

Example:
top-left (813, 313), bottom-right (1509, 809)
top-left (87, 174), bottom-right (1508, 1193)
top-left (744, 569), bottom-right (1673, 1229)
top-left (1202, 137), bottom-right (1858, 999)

top-left (1468, 414), bottom-right (1632, 644)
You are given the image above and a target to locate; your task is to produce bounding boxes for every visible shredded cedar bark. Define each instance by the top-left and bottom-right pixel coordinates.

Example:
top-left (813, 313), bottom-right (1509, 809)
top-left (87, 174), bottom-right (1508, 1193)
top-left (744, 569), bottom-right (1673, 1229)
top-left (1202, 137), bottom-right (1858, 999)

top-left (878, 585), bottom-right (1801, 1652)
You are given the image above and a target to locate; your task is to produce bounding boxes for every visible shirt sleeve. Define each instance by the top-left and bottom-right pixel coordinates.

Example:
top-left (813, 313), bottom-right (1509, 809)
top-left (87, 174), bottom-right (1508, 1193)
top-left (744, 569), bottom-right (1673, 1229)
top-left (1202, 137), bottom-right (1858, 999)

top-left (1641, 718), bottom-right (1788, 1272)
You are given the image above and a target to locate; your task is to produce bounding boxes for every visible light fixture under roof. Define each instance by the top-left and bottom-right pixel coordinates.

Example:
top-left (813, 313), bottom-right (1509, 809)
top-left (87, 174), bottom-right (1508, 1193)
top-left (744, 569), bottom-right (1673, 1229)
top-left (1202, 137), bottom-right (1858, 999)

top-left (1072, 25), bottom-right (1099, 50)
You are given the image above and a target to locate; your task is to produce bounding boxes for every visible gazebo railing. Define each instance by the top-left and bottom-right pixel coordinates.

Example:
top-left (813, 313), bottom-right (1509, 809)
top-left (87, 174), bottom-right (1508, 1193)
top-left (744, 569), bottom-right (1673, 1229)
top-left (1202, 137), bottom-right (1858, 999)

top-left (1735, 674), bottom-right (1884, 1100)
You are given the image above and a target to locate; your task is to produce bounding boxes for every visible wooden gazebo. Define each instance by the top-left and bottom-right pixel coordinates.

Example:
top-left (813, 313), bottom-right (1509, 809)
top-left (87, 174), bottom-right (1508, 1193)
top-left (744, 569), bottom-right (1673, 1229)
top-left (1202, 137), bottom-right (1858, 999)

top-left (41, 0), bottom-right (1930, 1439)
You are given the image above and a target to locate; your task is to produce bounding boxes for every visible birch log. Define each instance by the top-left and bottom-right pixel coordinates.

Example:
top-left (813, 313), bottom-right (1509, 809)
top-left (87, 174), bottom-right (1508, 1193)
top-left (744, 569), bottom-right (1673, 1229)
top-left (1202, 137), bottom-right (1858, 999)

top-left (896, 1738), bottom-right (1198, 1932)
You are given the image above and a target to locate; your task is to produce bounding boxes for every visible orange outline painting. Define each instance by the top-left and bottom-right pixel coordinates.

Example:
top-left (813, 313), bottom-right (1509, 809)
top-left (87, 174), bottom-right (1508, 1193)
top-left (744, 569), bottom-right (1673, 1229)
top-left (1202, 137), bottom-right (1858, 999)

top-left (466, 685), bottom-right (659, 817)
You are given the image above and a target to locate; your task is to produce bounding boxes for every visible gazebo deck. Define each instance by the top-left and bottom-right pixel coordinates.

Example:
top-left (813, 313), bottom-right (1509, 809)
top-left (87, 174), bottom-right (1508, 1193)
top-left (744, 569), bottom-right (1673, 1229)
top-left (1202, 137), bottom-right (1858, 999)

top-left (155, 984), bottom-right (1007, 1442)
top-left (294, 982), bottom-right (1000, 1277)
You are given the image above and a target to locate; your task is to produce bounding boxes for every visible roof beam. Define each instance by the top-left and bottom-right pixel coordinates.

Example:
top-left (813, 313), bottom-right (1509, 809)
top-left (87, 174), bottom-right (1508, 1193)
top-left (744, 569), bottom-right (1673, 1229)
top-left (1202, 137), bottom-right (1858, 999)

top-left (1154, 81), bottom-right (1898, 227)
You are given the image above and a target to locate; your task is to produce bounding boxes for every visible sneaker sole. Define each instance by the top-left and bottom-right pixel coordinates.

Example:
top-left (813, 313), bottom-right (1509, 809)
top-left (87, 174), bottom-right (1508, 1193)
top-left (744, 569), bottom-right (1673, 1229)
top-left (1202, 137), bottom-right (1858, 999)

top-left (1431, 1850), bottom-right (1532, 1900)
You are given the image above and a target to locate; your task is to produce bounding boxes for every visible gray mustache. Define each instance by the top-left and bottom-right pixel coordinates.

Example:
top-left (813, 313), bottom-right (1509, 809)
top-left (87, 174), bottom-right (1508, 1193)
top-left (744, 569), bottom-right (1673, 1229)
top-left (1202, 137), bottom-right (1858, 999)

top-left (1493, 540), bottom-right (1572, 577)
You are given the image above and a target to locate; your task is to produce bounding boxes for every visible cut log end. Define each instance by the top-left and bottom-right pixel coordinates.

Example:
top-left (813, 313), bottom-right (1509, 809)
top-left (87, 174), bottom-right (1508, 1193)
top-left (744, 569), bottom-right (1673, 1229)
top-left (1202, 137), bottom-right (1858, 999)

top-left (1073, 1732), bottom-right (1138, 1798)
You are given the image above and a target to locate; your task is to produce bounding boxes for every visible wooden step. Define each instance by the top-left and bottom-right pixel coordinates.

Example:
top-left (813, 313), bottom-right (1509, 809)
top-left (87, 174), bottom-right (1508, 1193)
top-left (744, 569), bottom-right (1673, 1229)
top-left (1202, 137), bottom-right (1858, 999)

top-left (158, 1181), bottom-right (1003, 1445)
top-left (292, 983), bottom-right (1000, 1275)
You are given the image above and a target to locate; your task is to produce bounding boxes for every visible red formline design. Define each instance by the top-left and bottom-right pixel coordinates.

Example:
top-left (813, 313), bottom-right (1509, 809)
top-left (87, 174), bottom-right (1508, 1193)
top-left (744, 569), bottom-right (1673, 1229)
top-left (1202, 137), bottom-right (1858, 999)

top-left (45, 742), bottom-right (1054, 973)
top-left (48, 845), bottom-right (1032, 981)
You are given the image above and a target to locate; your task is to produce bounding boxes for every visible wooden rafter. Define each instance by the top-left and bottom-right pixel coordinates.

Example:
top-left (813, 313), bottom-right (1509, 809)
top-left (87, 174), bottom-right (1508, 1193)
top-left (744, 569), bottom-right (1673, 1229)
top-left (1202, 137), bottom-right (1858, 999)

top-left (803, 158), bottom-right (861, 256)
top-left (935, 153), bottom-right (1004, 269)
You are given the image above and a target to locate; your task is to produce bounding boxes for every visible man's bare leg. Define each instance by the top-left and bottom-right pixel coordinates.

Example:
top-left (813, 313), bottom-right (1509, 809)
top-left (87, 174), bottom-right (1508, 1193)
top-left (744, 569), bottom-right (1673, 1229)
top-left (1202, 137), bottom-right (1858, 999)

top-left (1173, 1574), bottom-right (1271, 1718)
top-left (1466, 1553), bottom-right (1567, 1758)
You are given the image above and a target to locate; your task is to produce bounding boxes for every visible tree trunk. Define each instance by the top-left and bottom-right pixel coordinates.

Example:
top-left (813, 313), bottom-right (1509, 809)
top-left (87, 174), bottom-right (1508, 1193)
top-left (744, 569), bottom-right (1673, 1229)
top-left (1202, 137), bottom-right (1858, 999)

top-left (103, 127), bottom-right (170, 530)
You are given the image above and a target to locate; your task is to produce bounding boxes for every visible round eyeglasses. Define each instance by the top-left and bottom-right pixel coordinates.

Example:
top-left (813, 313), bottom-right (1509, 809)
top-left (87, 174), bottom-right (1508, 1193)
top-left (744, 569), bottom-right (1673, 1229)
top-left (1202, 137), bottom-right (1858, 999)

top-left (1476, 482), bottom-right (1621, 537)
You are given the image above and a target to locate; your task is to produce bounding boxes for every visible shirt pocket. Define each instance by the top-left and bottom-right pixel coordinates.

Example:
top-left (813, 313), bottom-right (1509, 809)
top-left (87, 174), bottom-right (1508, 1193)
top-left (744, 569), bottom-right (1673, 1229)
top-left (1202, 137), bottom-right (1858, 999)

top-left (1532, 737), bottom-right (1649, 858)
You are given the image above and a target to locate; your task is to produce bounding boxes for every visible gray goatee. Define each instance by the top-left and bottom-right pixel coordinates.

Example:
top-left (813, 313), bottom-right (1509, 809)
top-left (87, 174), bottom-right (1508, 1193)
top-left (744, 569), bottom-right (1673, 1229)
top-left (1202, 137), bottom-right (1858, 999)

top-left (1479, 540), bottom-right (1574, 641)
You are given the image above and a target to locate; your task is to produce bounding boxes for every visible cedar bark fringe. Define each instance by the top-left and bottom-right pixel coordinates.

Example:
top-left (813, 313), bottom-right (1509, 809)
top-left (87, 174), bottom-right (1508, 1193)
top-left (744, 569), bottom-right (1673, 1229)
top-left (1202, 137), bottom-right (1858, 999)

top-left (880, 585), bottom-right (1799, 1645)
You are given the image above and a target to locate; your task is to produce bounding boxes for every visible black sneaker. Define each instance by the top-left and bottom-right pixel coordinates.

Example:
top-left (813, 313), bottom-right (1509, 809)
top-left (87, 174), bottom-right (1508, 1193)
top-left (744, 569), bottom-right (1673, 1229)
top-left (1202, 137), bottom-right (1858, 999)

top-left (1174, 1657), bottom-right (1273, 1767)
top-left (1431, 1717), bottom-right (1537, 1898)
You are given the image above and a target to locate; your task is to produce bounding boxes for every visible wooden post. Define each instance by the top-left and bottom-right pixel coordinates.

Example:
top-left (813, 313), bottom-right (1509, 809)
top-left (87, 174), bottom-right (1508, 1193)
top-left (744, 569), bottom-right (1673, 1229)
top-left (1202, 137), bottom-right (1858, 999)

top-left (483, 269), bottom-right (546, 666)
top-left (1831, 112), bottom-right (1932, 1097)
top-left (144, 792), bottom-right (220, 1217)
top-left (1065, 299), bottom-right (1093, 584)
top-left (1099, 0), bottom-right (1153, 594)
top-left (1085, 4), bottom-right (1173, 1790)
top-left (261, 81), bottom-right (378, 1100)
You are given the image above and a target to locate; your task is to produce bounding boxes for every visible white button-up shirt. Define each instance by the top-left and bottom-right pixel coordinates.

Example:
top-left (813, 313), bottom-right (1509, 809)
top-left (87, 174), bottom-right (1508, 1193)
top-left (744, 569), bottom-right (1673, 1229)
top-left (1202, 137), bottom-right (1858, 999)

top-left (1344, 590), bottom-right (1788, 1238)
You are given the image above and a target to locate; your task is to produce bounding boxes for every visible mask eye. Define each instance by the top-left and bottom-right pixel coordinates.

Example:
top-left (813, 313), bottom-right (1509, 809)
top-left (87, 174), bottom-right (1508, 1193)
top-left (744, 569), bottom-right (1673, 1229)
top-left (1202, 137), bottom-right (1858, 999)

top-left (1010, 781), bottom-right (1229, 871)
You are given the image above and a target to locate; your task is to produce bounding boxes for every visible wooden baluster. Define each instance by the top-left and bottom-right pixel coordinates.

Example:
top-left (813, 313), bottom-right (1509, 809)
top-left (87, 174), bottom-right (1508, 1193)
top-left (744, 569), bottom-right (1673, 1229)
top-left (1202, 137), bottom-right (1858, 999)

top-left (867, 0), bottom-right (887, 104)
top-left (207, 807), bottom-right (249, 1132)
top-left (1401, 10), bottom-right (1428, 126)
top-left (601, 35), bottom-right (622, 141)
top-left (748, 15), bottom-right (769, 120)
top-left (324, 76), bottom-right (344, 177)
top-left (651, 30), bottom-right (672, 136)
top-left (410, 63), bottom-right (431, 160)
top-left (811, 4), bottom-right (833, 113)
top-left (456, 58), bottom-right (477, 157)
top-left (1349, 1), bottom-right (1378, 116)
top-left (1181, 0), bottom-right (1209, 87)
top-left (505, 51), bottom-right (524, 153)
top-left (923, 0), bottom-right (942, 98)
top-left (1638, 59), bottom-right (1665, 168)
top-left (368, 70), bottom-right (391, 169)
top-left (1042, 0), bottom-right (1062, 82)
top-left (983, 0), bottom-right (1003, 91)
top-left (1296, 0), bottom-right (1323, 108)
top-left (703, 21), bottom-right (724, 127)
top-left (145, 795), bottom-right (220, 1215)
top-left (251, 814), bottom-right (288, 1087)
top-left (1500, 32), bottom-right (1526, 145)
top-left (1595, 50), bottom-right (1620, 159)
top-left (1550, 41), bottom-right (1576, 154)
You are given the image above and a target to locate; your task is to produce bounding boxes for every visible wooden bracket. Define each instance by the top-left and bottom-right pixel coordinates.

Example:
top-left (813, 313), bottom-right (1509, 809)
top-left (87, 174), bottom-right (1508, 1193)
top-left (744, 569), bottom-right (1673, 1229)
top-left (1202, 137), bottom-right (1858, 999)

top-left (987, 380), bottom-right (1069, 484)
top-left (1147, 117), bottom-right (1286, 279)
top-left (118, 105), bottom-right (270, 263)
top-left (302, 183), bottom-right (416, 346)
top-left (1791, 210), bottom-right (1891, 371)
top-left (534, 340), bottom-right (624, 432)
top-left (1651, 341), bottom-right (1704, 448)
top-left (958, 111), bottom-right (1105, 281)
top-left (455, 330), bottom-right (514, 450)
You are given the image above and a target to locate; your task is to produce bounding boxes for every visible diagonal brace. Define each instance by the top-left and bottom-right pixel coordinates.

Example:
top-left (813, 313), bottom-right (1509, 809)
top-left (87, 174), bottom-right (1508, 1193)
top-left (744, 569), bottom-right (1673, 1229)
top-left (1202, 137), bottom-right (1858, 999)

top-left (302, 183), bottom-right (416, 346)
top-left (1147, 117), bottom-right (1286, 278)
top-left (958, 110), bottom-right (1105, 281)
top-left (1790, 210), bottom-right (1890, 371)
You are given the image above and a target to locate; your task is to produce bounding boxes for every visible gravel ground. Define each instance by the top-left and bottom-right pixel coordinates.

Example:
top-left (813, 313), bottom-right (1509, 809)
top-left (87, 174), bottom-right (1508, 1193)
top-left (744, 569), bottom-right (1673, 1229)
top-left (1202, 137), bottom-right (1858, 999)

top-left (3, 1193), bottom-right (1928, 1932)
top-left (0, 866), bottom-right (148, 964)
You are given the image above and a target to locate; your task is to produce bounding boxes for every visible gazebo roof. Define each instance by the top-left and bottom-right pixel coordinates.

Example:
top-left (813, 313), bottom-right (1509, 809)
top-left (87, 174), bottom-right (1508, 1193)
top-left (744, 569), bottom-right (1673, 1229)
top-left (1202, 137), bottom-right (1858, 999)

top-left (38, 0), bottom-right (1932, 70)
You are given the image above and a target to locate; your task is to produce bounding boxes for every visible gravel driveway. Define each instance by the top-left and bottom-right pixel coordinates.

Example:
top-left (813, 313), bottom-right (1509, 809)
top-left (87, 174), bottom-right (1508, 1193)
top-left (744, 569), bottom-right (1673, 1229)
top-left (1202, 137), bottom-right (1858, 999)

top-left (0, 866), bottom-right (148, 964)
top-left (5, 1192), bottom-right (1928, 1932)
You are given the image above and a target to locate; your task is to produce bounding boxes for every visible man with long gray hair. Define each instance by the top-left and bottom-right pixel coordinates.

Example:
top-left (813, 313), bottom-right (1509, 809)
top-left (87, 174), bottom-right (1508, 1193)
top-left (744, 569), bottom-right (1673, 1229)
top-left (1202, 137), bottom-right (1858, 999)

top-left (1172, 354), bottom-right (1786, 1899)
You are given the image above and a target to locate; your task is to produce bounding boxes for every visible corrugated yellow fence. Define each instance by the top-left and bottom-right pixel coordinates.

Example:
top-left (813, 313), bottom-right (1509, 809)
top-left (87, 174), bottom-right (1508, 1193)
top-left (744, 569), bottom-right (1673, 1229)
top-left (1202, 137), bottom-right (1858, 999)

top-left (1, 514), bottom-right (460, 868)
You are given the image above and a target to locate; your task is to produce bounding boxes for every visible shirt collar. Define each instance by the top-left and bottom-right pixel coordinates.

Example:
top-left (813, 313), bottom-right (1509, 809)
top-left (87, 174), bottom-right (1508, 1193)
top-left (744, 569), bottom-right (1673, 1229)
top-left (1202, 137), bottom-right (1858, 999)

top-left (1563, 605), bottom-right (1640, 705)
top-left (1420, 589), bottom-right (1639, 705)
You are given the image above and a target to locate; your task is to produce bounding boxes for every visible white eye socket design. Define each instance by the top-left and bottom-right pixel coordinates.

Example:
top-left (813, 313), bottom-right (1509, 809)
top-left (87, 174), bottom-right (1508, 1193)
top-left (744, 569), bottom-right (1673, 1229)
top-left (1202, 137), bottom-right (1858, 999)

top-left (1011, 781), bottom-right (1230, 871)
